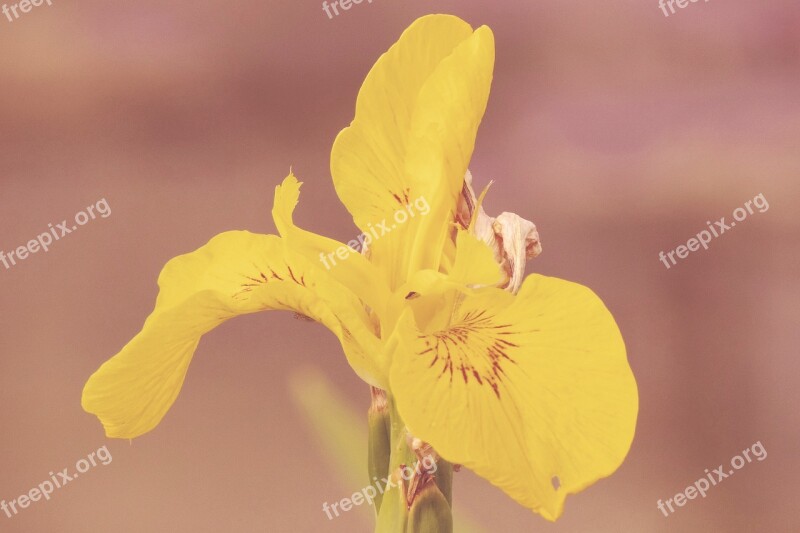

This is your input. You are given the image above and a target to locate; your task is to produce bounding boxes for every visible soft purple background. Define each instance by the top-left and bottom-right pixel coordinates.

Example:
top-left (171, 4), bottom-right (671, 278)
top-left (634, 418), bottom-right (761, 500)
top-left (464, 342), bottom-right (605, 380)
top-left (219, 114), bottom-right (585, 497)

top-left (0, 0), bottom-right (798, 531)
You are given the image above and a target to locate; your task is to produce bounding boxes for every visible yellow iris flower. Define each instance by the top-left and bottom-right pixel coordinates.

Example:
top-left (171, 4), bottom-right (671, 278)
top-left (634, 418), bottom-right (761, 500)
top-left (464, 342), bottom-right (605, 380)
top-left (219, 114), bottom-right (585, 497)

top-left (82, 14), bottom-right (638, 522)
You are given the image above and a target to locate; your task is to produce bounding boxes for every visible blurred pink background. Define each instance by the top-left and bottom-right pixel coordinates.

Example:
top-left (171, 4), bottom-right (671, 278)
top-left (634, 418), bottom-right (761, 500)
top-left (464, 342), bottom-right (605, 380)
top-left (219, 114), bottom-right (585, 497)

top-left (1, 0), bottom-right (798, 531)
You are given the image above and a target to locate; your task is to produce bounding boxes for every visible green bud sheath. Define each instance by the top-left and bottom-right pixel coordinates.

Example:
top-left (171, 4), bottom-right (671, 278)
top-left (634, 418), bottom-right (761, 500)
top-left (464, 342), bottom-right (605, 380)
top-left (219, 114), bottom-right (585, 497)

top-left (368, 387), bottom-right (392, 513)
top-left (375, 394), bottom-right (454, 533)
top-left (376, 475), bottom-right (410, 533)
top-left (407, 483), bottom-right (453, 533)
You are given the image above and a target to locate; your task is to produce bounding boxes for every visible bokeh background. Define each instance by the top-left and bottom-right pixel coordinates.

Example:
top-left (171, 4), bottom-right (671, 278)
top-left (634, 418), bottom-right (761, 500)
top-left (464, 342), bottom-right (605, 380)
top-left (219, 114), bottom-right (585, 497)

top-left (1, 0), bottom-right (798, 531)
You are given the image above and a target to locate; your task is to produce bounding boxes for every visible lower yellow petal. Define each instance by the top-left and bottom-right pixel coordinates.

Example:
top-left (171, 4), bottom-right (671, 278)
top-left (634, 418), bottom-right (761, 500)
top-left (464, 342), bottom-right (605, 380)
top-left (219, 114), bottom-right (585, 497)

top-left (83, 231), bottom-right (383, 439)
top-left (390, 275), bottom-right (638, 520)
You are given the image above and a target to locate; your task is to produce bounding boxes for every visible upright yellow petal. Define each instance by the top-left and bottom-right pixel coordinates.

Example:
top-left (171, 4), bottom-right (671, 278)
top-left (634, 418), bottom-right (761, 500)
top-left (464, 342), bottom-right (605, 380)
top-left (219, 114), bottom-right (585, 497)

top-left (272, 172), bottom-right (389, 316)
top-left (448, 230), bottom-right (504, 288)
top-left (331, 14), bottom-right (472, 232)
top-left (404, 26), bottom-right (494, 276)
top-left (83, 231), bottom-right (384, 439)
top-left (390, 275), bottom-right (638, 520)
top-left (331, 15), bottom-right (494, 289)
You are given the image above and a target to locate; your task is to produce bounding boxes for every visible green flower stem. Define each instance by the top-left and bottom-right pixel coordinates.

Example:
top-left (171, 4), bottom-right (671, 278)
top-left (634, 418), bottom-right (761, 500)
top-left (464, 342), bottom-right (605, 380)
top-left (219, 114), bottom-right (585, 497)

top-left (434, 457), bottom-right (453, 507)
top-left (373, 393), bottom-right (454, 533)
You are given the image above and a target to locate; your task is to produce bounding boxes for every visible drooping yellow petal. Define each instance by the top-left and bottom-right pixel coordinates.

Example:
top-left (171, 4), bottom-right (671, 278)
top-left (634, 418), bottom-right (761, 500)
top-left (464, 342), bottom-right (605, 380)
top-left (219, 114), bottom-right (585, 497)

top-left (330, 15), bottom-right (494, 289)
top-left (83, 231), bottom-right (384, 439)
top-left (390, 275), bottom-right (638, 521)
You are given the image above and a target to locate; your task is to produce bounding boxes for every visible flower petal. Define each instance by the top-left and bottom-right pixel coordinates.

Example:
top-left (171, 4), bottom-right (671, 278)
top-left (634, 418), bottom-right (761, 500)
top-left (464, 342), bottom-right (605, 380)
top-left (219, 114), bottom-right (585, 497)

top-left (448, 230), bottom-right (504, 288)
top-left (83, 231), bottom-right (383, 439)
top-left (404, 25), bottom-right (495, 276)
top-left (330, 15), bottom-right (494, 288)
top-left (390, 275), bottom-right (638, 520)
top-left (272, 172), bottom-right (390, 316)
top-left (331, 14), bottom-right (472, 231)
